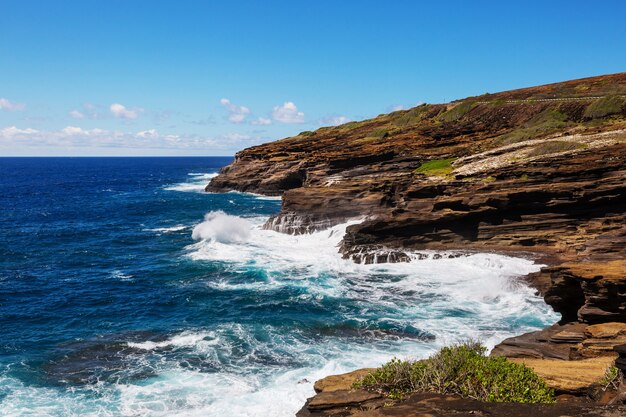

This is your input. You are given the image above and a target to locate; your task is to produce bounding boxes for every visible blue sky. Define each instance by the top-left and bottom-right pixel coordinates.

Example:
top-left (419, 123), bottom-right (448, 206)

top-left (1, 1), bottom-right (625, 156)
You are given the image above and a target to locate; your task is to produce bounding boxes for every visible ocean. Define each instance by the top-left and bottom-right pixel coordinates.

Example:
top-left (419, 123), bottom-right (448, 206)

top-left (0, 157), bottom-right (558, 417)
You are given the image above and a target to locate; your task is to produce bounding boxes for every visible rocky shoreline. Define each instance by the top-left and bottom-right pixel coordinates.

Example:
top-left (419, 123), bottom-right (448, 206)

top-left (206, 73), bottom-right (626, 415)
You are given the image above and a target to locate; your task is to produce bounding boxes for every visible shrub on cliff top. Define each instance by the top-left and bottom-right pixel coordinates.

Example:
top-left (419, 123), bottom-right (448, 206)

top-left (355, 342), bottom-right (555, 403)
top-left (439, 101), bottom-right (476, 122)
top-left (584, 95), bottom-right (625, 119)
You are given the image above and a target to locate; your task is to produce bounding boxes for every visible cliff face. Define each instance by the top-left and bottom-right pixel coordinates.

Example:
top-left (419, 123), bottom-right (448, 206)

top-left (208, 74), bottom-right (626, 320)
top-left (208, 73), bottom-right (626, 411)
top-left (209, 75), bottom-right (624, 247)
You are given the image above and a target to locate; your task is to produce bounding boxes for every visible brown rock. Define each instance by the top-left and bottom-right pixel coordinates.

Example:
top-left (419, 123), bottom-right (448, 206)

top-left (550, 330), bottom-right (587, 343)
top-left (307, 389), bottom-right (382, 411)
top-left (313, 368), bottom-right (376, 393)
top-left (572, 335), bottom-right (626, 359)
top-left (509, 356), bottom-right (616, 394)
top-left (298, 392), bottom-right (626, 417)
top-left (585, 323), bottom-right (626, 339)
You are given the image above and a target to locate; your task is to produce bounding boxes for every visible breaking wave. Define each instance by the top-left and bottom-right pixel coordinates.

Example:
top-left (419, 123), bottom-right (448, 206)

top-left (164, 172), bottom-right (219, 193)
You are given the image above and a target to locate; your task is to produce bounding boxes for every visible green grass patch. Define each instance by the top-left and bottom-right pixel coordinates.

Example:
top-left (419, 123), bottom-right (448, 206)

top-left (439, 101), bottom-right (476, 122)
top-left (584, 95), bottom-right (625, 119)
top-left (493, 109), bottom-right (569, 146)
top-left (526, 140), bottom-right (583, 157)
top-left (392, 104), bottom-right (432, 127)
top-left (355, 342), bottom-right (555, 403)
top-left (414, 158), bottom-right (456, 176)
top-left (370, 128), bottom-right (389, 138)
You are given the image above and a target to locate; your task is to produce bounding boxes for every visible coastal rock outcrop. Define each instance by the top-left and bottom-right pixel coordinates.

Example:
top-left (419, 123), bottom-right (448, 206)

top-left (206, 73), bottom-right (626, 412)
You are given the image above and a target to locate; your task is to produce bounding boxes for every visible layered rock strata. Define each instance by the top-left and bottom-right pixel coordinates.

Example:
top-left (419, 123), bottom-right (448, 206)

top-left (206, 73), bottom-right (626, 411)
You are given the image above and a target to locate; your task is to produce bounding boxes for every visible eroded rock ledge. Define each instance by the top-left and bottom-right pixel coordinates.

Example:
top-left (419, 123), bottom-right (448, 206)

top-left (206, 73), bottom-right (626, 413)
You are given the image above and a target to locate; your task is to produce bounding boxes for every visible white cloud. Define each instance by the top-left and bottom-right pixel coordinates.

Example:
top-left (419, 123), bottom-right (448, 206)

top-left (136, 129), bottom-right (159, 139)
top-left (220, 98), bottom-right (251, 123)
top-left (272, 101), bottom-right (304, 124)
top-left (1, 126), bottom-right (39, 138)
top-left (0, 125), bottom-right (265, 152)
top-left (69, 110), bottom-right (85, 119)
top-left (251, 117), bottom-right (272, 126)
top-left (320, 115), bottom-right (351, 126)
top-left (110, 103), bottom-right (141, 119)
top-left (0, 98), bottom-right (26, 111)
top-left (62, 126), bottom-right (86, 135)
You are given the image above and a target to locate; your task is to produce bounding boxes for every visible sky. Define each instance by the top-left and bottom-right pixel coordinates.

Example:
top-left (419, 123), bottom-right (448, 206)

top-left (1, 1), bottom-right (625, 156)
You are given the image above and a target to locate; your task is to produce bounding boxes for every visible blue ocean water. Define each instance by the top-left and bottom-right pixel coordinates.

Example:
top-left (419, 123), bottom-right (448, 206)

top-left (0, 157), bottom-right (559, 417)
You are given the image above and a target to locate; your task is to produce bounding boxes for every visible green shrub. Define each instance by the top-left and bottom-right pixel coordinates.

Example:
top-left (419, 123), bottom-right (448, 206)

top-left (414, 158), bottom-right (456, 176)
top-left (599, 365), bottom-right (622, 391)
top-left (526, 140), bottom-right (583, 157)
top-left (392, 105), bottom-right (432, 127)
top-left (370, 128), bottom-right (389, 139)
top-left (494, 109), bottom-right (569, 146)
top-left (584, 95), bottom-right (625, 119)
top-left (299, 130), bottom-right (315, 137)
top-left (355, 342), bottom-right (555, 403)
top-left (439, 101), bottom-right (476, 122)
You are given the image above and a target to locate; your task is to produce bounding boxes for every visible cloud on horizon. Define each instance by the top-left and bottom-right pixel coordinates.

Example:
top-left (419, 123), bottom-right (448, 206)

top-left (0, 98), bottom-right (26, 111)
top-left (0, 124), bottom-right (264, 151)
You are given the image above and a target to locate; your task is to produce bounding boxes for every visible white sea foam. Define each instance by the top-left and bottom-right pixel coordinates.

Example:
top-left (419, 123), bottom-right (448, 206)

top-left (164, 172), bottom-right (219, 193)
top-left (110, 270), bottom-right (134, 280)
top-left (127, 331), bottom-right (218, 351)
top-left (226, 190), bottom-right (283, 201)
top-left (145, 224), bottom-right (188, 233)
top-left (191, 211), bottom-right (252, 243)
top-left (187, 212), bottom-right (556, 351)
top-left (0, 210), bottom-right (559, 417)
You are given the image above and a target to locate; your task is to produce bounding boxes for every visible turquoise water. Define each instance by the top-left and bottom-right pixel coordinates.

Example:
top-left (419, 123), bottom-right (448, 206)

top-left (0, 157), bottom-right (559, 416)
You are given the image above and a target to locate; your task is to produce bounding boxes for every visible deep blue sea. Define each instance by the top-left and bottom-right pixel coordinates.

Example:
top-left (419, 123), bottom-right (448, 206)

top-left (0, 157), bottom-right (558, 416)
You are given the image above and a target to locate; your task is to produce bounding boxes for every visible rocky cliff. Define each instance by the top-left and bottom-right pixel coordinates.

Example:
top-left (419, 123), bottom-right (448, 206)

top-left (207, 73), bottom-right (626, 412)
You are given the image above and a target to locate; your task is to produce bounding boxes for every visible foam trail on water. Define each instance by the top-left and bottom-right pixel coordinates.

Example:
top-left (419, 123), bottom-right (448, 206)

top-left (164, 172), bottom-right (219, 193)
top-left (145, 224), bottom-right (188, 233)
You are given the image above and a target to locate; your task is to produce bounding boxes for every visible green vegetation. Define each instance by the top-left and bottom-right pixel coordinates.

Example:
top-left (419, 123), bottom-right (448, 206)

top-left (352, 127), bottom-right (391, 144)
top-left (599, 366), bottom-right (622, 391)
top-left (299, 130), bottom-right (315, 137)
top-left (584, 95), bottom-right (625, 119)
top-left (355, 342), bottom-right (555, 403)
top-left (370, 128), bottom-right (389, 139)
top-left (493, 109), bottom-right (569, 146)
top-left (526, 140), bottom-right (583, 157)
top-left (414, 158), bottom-right (456, 176)
top-left (439, 101), bottom-right (476, 122)
top-left (392, 104), bottom-right (432, 127)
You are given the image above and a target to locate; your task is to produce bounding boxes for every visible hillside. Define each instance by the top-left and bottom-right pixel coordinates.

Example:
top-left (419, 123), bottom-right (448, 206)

top-left (207, 73), bottom-right (626, 412)
top-left (208, 73), bottom-right (625, 261)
